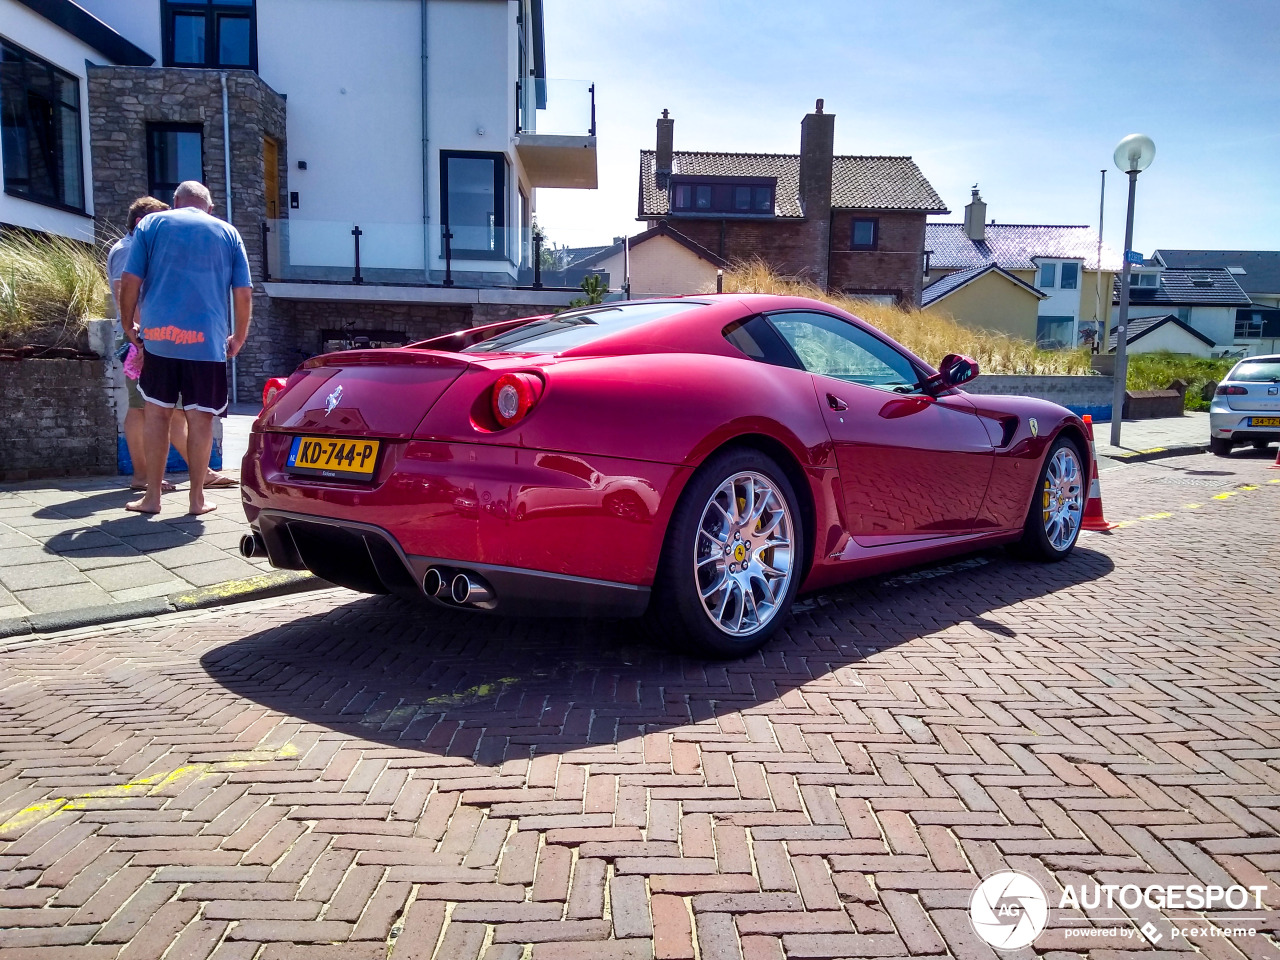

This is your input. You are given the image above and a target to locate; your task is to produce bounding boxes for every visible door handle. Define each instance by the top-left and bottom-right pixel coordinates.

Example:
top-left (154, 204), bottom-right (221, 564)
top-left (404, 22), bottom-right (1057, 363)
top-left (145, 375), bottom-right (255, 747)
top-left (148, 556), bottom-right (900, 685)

top-left (827, 394), bottom-right (848, 412)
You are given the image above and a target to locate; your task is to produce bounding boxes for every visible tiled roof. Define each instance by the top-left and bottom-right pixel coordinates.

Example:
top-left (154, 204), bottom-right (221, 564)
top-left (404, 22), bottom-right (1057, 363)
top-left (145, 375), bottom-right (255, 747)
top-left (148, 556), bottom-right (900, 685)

top-left (926, 223), bottom-right (1122, 272)
top-left (638, 151), bottom-right (948, 219)
top-left (1107, 314), bottom-right (1216, 350)
top-left (920, 263), bottom-right (1047, 306)
top-left (562, 245), bottom-right (611, 267)
top-left (1112, 267), bottom-right (1252, 307)
top-left (1153, 249), bottom-right (1280, 298)
top-left (570, 222), bottom-right (728, 270)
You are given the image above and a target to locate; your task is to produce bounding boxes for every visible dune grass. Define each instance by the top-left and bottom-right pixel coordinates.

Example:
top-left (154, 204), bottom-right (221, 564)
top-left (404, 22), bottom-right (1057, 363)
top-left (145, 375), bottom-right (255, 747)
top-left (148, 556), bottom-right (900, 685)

top-left (722, 260), bottom-right (1095, 376)
top-left (1125, 351), bottom-right (1236, 411)
top-left (0, 230), bottom-right (110, 349)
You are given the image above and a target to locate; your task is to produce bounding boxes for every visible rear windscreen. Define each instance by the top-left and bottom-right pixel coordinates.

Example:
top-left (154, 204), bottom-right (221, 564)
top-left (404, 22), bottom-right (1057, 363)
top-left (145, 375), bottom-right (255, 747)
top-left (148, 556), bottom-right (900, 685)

top-left (463, 301), bottom-right (703, 354)
top-left (1231, 359), bottom-right (1280, 382)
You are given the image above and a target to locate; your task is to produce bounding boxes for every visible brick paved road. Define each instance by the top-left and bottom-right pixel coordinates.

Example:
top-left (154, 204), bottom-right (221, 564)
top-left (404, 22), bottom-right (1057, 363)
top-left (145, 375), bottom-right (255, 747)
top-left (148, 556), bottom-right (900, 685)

top-left (1, 450), bottom-right (1278, 960)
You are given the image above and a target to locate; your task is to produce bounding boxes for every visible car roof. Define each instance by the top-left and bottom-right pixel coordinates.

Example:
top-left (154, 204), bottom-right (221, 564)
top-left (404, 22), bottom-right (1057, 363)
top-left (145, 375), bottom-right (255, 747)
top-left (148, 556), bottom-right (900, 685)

top-left (547, 294), bottom-right (937, 374)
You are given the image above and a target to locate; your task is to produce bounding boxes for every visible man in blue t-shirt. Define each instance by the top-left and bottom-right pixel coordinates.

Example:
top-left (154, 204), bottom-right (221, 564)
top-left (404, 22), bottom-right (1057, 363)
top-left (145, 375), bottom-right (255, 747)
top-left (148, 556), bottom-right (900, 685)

top-left (118, 180), bottom-right (253, 516)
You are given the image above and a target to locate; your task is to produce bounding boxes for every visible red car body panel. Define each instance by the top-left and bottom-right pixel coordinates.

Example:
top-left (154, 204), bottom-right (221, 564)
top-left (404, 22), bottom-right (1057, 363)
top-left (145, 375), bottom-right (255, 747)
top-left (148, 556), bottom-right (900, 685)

top-left (241, 294), bottom-right (1089, 613)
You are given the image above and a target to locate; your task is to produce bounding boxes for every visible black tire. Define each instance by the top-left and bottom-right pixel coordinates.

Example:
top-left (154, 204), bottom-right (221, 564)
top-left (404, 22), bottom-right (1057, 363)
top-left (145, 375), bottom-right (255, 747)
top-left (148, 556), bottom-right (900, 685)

top-left (1210, 437), bottom-right (1233, 457)
top-left (645, 448), bottom-right (804, 659)
top-left (1010, 436), bottom-right (1086, 563)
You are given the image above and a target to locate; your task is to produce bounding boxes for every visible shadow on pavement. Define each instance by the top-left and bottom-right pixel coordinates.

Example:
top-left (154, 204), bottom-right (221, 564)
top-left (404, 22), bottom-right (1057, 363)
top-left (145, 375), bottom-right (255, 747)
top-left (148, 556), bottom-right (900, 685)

top-left (201, 546), bottom-right (1114, 766)
top-left (31, 488), bottom-right (226, 556)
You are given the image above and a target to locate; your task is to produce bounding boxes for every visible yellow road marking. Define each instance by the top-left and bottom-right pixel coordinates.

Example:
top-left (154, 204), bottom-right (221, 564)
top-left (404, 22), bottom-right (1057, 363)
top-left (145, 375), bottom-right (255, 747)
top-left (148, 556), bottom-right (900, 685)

top-left (1090, 478), bottom-right (1273, 531)
top-left (0, 744), bottom-right (299, 835)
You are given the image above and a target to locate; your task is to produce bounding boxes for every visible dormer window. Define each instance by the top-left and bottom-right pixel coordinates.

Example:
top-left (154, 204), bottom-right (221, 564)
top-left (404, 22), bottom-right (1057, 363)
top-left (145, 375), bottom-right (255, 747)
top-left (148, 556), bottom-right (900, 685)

top-left (670, 176), bottom-right (774, 215)
top-left (1038, 262), bottom-right (1056, 288)
top-left (1135, 272), bottom-right (1159, 287)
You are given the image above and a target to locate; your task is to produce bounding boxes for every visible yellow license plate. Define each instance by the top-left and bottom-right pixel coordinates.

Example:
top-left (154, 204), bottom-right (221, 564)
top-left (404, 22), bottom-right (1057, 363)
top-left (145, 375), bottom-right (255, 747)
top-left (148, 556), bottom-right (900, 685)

top-left (287, 436), bottom-right (381, 480)
top-left (1249, 417), bottom-right (1280, 427)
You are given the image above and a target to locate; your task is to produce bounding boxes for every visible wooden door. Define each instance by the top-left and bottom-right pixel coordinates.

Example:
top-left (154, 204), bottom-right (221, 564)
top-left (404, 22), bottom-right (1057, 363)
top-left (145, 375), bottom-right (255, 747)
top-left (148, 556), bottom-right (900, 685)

top-left (264, 137), bottom-right (279, 219)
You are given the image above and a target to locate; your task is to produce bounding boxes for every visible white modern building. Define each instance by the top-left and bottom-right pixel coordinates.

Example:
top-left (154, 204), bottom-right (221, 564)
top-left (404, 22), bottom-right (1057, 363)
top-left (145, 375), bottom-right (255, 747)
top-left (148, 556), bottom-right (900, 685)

top-left (1, 0), bottom-right (598, 394)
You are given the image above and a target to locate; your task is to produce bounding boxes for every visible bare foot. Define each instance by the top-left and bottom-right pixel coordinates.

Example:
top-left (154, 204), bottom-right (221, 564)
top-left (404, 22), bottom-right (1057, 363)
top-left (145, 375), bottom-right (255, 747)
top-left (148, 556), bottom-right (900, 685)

top-left (125, 495), bottom-right (161, 514)
top-left (187, 500), bottom-right (218, 516)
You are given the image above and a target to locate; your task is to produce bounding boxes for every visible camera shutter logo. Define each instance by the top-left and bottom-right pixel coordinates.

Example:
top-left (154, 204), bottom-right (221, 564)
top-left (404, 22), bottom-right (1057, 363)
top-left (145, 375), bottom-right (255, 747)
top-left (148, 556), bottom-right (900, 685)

top-left (969, 871), bottom-right (1049, 949)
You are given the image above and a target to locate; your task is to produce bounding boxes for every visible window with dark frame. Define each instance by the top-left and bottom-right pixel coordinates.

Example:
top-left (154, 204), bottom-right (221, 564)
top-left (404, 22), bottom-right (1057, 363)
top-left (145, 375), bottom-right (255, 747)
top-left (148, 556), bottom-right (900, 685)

top-left (1060, 262), bottom-right (1080, 289)
top-left (0, 39), bottom-right (84, 212)
top-left (163, 0), bottom-right (256, 70)
top-left (441, 151), bottom-right (508, 259)
top-left (147, 123), bottom-right (204, 203)
top-left (669, 177), bottom-right (774, 215)
top-left (850, 218), bottom-right (877, 250)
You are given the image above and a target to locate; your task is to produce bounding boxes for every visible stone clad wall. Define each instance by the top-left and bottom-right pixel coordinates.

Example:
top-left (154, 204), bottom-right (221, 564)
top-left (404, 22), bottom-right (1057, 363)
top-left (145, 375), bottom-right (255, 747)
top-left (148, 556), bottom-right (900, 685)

top-left (87, 66), bottom-right (288, 401)
top-left (0, 359), bottom-right (117, 482)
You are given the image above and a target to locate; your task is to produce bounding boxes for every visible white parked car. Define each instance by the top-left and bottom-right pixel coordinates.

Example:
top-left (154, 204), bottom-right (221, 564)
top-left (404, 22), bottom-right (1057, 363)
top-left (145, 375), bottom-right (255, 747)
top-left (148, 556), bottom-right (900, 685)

top-left (1209, 354), bottom-right (1280, 456)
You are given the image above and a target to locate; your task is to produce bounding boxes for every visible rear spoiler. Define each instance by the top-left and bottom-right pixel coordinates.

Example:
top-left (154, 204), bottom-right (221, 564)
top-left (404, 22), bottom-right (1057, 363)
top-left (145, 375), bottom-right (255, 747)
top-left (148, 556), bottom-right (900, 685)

top-left (408, 314), bottom-right (551, 353)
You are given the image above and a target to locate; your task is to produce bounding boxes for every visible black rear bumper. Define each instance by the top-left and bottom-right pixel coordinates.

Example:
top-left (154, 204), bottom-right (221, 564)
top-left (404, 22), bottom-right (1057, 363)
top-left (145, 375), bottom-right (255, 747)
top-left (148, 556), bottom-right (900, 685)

top-left (253, 511), bottom-right (651, 619)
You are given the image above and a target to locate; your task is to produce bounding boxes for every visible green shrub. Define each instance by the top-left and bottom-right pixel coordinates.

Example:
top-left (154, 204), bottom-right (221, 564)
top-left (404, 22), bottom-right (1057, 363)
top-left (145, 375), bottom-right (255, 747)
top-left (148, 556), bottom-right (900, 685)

top-left (0, 230), bottom-right (109, 349)
top-left (1124, 351), bottom-right (1236, 411)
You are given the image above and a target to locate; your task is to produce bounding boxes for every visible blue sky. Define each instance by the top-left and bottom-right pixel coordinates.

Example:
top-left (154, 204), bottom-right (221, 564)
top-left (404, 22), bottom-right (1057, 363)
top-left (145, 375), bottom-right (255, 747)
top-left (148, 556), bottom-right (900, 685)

top-left (537, 0), bottom-right (1280, 258)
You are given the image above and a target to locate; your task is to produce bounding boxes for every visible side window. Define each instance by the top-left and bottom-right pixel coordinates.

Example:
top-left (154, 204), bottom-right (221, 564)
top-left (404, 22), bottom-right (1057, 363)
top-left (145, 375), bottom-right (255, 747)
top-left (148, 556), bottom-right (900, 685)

top-left (767, 311), bottom-right (920, 391)
top-left (723, 315), bottom-right (802, 369)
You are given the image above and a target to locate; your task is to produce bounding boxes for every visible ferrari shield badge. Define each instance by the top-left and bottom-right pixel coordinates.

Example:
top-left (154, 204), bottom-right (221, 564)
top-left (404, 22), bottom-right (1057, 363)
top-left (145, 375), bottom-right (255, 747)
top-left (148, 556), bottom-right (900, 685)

top-left (1029, 418), bottom-right (1039, 438)
top-left (325, 385), bottom-right (343, 416)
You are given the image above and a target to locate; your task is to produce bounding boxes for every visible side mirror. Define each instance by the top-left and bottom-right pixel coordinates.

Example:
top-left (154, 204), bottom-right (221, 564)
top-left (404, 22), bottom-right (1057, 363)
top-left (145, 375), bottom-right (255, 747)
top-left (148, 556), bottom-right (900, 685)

top-left (929, 353), bottom-right (979, 392)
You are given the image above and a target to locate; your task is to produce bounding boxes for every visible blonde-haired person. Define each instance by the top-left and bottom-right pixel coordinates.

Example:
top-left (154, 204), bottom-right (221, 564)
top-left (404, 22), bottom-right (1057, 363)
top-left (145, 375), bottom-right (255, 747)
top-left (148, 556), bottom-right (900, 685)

top-left (110, 196), bottom-right (238, 494)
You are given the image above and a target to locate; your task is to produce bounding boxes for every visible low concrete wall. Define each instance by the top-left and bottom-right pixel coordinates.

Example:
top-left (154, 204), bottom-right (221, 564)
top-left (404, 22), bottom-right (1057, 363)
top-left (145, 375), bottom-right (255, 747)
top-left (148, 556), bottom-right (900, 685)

top-left (964, 374), bottom-right (1114, 422)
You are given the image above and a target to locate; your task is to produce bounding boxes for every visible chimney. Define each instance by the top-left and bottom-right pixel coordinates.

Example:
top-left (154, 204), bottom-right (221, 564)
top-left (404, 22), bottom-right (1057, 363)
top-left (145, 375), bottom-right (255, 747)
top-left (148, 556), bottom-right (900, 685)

top-left (963, 186), bottom-right (987, 242)
top-left (655, 109), bottom-right (674, 189)
top-left (798, 99), bottom-right (835, 218)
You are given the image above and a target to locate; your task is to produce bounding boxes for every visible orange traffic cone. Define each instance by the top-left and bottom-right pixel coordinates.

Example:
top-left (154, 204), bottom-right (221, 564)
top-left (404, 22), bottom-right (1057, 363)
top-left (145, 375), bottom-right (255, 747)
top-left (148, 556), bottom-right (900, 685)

top-left (1080, 415), bottom-right (1119, 532)
top-left (1270, 446), bottom-right (1280, 470)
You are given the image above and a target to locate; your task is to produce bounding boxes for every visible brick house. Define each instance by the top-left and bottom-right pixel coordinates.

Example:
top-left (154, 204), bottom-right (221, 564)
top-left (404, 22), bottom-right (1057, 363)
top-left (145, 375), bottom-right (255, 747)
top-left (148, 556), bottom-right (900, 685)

top-left (636, 101), bottom-right (947, 305)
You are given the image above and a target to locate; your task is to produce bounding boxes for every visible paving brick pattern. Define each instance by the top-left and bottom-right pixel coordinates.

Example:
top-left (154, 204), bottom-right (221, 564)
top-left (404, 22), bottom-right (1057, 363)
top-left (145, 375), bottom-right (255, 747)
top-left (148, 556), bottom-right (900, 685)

top-left (0, 451), bottom-right (1277, 959)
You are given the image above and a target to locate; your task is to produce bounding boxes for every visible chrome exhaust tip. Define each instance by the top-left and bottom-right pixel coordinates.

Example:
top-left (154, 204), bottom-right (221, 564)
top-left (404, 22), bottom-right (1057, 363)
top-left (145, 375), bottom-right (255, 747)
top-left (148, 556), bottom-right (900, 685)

top-left (451, 572), bottom-right (494, 606)
top-left (239, 533), bottom-right (266, 559)
top-left (423, 567), bottom-right (452, 599)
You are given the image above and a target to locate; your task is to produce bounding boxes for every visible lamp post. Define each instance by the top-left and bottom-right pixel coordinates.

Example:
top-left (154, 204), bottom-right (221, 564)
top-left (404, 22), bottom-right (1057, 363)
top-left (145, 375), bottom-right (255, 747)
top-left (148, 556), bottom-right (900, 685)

top-left (1110, 133), bottom-right (1156, 447)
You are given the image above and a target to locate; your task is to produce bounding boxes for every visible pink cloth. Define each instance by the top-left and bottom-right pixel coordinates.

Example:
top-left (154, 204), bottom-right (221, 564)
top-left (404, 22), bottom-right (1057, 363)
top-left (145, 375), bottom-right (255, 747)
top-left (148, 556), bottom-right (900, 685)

top-left (123, 344), bottom-right (143, 381)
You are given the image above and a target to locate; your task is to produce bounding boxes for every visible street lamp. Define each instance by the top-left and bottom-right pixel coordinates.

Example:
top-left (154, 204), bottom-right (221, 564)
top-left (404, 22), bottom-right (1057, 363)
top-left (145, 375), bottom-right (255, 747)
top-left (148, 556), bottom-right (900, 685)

top-left (1109, 133), bottom-right (1156, 447)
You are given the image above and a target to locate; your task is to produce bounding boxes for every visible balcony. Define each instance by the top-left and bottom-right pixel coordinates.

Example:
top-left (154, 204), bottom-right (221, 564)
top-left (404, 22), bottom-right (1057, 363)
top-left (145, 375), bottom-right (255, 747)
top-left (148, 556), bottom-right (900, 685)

top-left (259, 218), bottom-right (608, 303)
top-left (515, 79), bottom-right (598, 189)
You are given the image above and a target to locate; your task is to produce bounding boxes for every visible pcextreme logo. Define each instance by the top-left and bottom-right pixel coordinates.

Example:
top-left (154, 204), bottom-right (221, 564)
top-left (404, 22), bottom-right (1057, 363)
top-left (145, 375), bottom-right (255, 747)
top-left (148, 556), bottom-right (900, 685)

top-left (968, 870), bottom-right (1269, 950)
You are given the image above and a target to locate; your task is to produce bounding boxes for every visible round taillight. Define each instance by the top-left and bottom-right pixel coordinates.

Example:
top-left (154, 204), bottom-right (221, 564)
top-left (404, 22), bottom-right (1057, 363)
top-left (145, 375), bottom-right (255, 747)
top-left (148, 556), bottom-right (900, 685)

top-left (262, 376), bottom-right (288, 409)
top-left (491, 373), bottom-right (542, 428)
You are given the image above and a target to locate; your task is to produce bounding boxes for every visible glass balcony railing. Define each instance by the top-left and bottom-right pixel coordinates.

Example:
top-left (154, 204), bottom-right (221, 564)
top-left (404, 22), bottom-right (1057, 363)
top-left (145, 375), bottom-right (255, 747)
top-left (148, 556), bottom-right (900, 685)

top-left (261, 219), bottom-right (607, 291)
top-left (517, 78), bottom-right (596, 138)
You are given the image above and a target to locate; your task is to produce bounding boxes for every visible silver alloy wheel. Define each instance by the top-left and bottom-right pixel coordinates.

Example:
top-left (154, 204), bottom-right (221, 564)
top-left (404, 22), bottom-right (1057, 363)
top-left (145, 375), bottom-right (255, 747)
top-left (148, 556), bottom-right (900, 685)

top-left (694, 471), bottom-right (795, 636)
top-left (1042, 446), bottom-right (1084, 551)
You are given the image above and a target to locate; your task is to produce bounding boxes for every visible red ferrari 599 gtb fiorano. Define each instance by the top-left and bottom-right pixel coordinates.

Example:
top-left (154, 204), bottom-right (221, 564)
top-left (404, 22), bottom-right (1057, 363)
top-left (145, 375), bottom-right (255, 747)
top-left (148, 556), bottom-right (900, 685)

top-left (240, 295), bottom-right (1091, 657)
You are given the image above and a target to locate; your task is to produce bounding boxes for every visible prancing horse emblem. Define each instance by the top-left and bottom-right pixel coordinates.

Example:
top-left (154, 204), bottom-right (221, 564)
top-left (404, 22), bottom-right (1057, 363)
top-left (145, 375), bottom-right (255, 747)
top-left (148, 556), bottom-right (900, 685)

top-left (324, 385), bottom-right (343, 416)
top-left (1029, 418), bottom-right (1039, 438)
